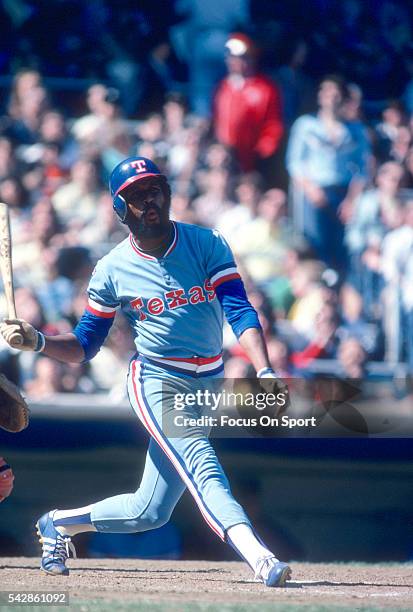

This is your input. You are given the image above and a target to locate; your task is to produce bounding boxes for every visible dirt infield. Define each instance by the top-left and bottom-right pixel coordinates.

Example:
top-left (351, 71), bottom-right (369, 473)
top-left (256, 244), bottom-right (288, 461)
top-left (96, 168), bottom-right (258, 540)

top-left (1, 558), bottom-right (413, 611)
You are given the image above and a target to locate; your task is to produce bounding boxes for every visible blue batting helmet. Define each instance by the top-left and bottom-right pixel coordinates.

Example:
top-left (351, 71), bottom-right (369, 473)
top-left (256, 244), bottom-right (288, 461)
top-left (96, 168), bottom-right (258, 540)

top-left (109, 156), bottom-right (166, 222)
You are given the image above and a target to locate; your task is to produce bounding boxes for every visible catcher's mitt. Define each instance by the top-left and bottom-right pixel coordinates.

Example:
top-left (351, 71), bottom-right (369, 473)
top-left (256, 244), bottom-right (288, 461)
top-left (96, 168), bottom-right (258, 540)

top-left (0, 374), bottom-right (29, 432)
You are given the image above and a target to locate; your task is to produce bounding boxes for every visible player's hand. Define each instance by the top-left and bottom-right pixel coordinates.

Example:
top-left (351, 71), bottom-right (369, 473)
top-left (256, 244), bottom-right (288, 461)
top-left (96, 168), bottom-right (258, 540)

top-left (0, 458), bottom-right (14, 502)
top-left (0, 318), bottom-right (43, 351)
top-left (257, 368), bottom-right (290, 415)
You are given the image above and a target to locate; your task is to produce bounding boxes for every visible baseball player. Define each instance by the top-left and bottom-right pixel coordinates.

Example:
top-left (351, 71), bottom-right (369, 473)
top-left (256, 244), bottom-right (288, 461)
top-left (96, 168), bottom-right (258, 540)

top-left (0, 156), bottom-right (291, 586)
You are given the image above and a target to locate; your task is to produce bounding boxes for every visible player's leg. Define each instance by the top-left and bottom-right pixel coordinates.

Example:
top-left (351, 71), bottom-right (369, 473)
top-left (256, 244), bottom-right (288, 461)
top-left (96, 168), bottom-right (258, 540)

top-left (129, 359), bottom-right (291, 587)
top-left (36, 438), bottom-right (185, 575)
top-left (89, 439), bottom-right (186, 532)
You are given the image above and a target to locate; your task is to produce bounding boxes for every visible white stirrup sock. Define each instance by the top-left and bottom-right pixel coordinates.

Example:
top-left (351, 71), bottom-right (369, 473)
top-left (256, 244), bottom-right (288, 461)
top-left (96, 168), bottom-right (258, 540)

top-left (52, 505), bottom-right (97, 537)
top-left (226, 523), bottom-right (275, 569)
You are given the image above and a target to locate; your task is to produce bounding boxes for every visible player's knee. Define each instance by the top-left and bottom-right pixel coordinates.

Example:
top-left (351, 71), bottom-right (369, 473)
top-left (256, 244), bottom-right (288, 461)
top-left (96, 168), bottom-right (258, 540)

top-left (139, 505), bottom-right (172, 530)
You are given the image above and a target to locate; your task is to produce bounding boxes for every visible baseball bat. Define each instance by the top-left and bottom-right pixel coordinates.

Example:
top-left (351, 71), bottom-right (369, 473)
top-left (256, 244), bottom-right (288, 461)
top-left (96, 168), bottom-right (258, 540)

top-left (0, 203), bottom-right (23, 346)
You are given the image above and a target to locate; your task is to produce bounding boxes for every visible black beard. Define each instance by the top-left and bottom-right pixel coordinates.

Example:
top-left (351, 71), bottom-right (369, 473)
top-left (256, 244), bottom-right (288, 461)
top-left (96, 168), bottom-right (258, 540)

top-left (127, 203), bottom-right (170, 239)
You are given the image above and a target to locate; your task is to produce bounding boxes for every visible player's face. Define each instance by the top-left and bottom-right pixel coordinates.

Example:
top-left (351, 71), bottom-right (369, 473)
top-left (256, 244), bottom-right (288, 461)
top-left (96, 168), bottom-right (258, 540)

top-left (122, 177), bottom-right (170, 238)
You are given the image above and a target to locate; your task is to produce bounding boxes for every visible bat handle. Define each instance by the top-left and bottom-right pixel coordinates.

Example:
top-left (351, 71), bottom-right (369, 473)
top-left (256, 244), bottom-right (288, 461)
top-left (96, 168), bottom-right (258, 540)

top-left (0, 202), bottom-right (17, 322)
top-left (8, 301), bottom-right (17, 320)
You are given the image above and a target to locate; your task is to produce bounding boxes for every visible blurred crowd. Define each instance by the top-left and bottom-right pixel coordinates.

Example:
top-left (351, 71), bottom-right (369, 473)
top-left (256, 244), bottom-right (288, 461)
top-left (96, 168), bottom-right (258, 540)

top-left (1, 1), bottom-right (413, 400)
top-left (1, 1), bottom-right (413, 111)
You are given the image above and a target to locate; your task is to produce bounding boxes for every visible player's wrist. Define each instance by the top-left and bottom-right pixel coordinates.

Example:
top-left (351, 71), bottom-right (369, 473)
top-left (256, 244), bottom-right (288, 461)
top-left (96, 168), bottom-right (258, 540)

top-left (257, 367), bottom-right (276, 378)
top-left (34, 331), bottom-right (46, 353)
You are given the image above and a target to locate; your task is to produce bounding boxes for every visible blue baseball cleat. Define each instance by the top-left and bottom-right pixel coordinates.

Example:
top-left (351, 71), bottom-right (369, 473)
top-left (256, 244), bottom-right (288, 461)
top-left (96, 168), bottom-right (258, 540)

top-left (255, 555), bottom-right (292, 587)
top-left (36, 511), bottom-right (76, 576)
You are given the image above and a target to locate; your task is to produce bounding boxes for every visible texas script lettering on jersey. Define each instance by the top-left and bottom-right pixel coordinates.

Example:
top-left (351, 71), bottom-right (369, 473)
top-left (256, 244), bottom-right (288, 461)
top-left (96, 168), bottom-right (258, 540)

top-left (130, 280), bottom-right (216, 320)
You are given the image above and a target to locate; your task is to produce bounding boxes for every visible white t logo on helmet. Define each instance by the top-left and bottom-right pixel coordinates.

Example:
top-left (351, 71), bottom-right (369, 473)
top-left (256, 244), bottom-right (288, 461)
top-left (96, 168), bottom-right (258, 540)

top-left (130, 160), bottom-right (147, 173)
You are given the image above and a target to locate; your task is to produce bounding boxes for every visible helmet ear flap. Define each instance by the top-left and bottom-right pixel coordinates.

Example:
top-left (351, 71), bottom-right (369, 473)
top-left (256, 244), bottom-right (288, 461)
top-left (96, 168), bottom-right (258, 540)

top-left (113, 193), bottom-right (127, 223)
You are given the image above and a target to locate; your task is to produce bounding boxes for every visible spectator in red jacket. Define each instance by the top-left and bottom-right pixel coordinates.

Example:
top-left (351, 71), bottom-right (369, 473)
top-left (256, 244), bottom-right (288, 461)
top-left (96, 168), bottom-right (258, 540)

top-left (213, 33), bottom-right (284, 183)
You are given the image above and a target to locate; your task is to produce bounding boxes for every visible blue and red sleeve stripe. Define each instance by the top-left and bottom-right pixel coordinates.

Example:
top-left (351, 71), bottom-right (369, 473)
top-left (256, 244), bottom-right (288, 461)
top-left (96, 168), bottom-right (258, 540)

top-left (86, 297), bottom-right (118, 319)
top-left (209, 263), bottom-right (241, 289)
